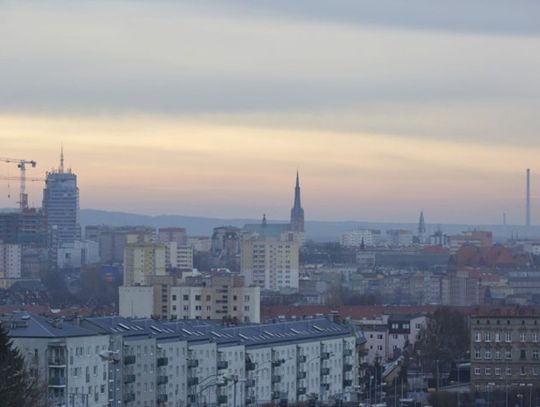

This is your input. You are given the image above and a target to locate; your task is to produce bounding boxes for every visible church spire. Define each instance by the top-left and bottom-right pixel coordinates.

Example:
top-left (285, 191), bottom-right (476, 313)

top-left (290, 170), bottom-right (304, 233)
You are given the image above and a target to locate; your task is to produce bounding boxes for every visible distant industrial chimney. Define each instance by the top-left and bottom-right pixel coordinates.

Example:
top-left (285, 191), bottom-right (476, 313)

top-left (526, 168), bottom-right (531, 227)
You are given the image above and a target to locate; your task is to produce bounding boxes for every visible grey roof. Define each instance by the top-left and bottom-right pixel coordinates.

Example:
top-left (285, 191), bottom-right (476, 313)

top-left (3, 312), bottom-right (353, 346)
top-left (1, 312), bottom-right (99, 338)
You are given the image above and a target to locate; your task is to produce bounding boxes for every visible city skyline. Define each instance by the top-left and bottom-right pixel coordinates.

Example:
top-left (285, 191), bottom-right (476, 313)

top-left (2, 1), bottom-right (540, 223)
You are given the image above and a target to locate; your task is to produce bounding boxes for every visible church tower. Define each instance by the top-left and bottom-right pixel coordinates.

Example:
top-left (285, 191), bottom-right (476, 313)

top-left (290, 171), bottom-right (305, 233)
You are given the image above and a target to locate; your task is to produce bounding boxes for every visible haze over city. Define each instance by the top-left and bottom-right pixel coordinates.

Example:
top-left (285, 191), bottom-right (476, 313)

top-left (2, 0), bottom-right (540, 223)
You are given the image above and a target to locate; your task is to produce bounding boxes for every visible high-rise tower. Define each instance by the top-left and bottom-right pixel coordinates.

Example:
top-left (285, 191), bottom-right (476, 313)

top-left (42, 148), bottom-right (80, 245)
top-left (290, 171), bottom-right (304, 233)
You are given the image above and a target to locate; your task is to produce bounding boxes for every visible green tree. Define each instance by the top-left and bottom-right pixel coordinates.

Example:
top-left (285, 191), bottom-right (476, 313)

top-left (0, 326), bottom-right (47, 407)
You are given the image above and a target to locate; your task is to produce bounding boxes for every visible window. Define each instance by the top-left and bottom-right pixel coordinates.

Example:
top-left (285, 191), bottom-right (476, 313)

top-left (495, 368), bottom-right (501, 376)
top-left (195, 295), bottom-right (201, 301)
top-left (475, 332), bottom-right (482, 342)
top-left (505, 332), bottom-right (512, 342)
top-left (474, 368), bottom-right (481, 376)
top-left (475, 350), bottom-right (481, 359)
top-left (521, 367), bottom-right (526, 376)
top-left (520, 350), bottom-right (526, 360)
top-left (183, 295), bottom-right (189, 301)
top-left (495, 351), bottom-right (501, 360)
top-left (534, 350), bottom-right (539, 361)
top-left (172, 295), bottom-right (177, 301)
top-left (534, 367), bottom-right (540, 376)
top-left (485, 332), bottom-right (491, 342)
top-left (506, 367), bottom-right (512, 376)
top-left (485, 351), bottom-right (491, 360)
top-left (495, 333), bottom-right (501, 342)
top-left (485, 368), bottom-right (491, 376)
top-left (521, 332), bottom-right (527, 342)
top-left (506, 350), bottom-right (512, 359)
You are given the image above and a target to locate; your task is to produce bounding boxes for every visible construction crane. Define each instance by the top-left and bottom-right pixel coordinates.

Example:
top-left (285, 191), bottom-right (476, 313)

top-left (0, 175), bottom-right (45, 208)
top-left (0, 157), bottom-right (37, 210)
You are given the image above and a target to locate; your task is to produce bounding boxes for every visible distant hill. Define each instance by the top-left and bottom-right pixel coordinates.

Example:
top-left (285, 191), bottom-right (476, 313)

top-left (78, 209), bottom-right (540, 242)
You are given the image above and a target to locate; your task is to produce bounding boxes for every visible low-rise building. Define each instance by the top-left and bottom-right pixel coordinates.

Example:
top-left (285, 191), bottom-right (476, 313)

top-left (471, 312), bottom-right (540, 392)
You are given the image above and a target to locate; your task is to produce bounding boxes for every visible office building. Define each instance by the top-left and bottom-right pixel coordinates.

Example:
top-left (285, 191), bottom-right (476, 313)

top-left (42, 149), bottom-right (80, 245)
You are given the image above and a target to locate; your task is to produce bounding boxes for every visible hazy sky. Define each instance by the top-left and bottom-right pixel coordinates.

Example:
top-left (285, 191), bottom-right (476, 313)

top-left (1, 0), bottom-right (540, 223)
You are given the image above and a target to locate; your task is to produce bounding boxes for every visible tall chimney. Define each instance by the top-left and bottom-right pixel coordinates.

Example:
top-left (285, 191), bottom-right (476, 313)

top-left (526, 168), bottom-right (531, 227)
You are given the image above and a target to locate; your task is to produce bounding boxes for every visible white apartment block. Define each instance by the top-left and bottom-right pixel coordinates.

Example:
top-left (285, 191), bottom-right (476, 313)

top-left (353, 314), bottom-right (426, 363)
top-left (119, 273), bottom-right (261, 323)
top-left (3, 313), bottom-right (110, 407)
top-left (4, 314), bottom-right (358, 407)
top-left (341, 229), bottom-right (374, 247)
top-left (0, 242), bottom-right (22, 279)
top-left (164, 241), bottom-right (194, 270)
top-left (241, 236), bottom-right (300, 291)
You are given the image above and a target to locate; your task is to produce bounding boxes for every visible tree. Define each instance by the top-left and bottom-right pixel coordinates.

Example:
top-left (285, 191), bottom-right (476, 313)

top-left (0, 326), bottom-right (48, 407)
top-left (414, 307), bottom-right (469, 382)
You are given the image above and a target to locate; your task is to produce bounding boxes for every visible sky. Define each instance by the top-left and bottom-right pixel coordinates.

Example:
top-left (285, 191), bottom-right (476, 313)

top-left (1, 0), bottom-right (540, 223)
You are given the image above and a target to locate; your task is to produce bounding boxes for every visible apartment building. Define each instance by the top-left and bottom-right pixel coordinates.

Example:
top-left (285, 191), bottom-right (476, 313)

top-left (164, 241), bottom-right (194, 270)
top-left (240, 235), bottom-right (300, 291)
top-left (3, 313), bottom-right (359, 406)
top-left (353, 314), bottom-right (427, 363)
top-left (2, 313), bottom-right (110, 407)
top-left (0, 243), bottom-right (22, 284)
top-left (123, 243), bottom-right (166, 286)
top-left (119, 273), bottom-right (261, 323)
top-left (471, 313), bottom-right (540, 391)
top-left (341, 229), bottom-right (374, 247)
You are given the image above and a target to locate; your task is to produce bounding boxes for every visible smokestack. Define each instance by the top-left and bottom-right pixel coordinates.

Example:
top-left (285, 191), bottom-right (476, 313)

top-left (526, 168), bottom-right (531, 227)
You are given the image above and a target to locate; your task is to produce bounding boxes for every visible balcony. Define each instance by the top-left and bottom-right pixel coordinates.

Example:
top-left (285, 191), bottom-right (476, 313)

top-left (321, 367), bottom-right (330, 375)
top-left (272, 375), bottom-right (281, 384)
top-left (217, 360), bottom-right (228, 370)
top-left (157, 357), bottom-right (168, 367)
top-left (157, 394), bottom-right (168, 403)
top-left (343, 379), bottom-right (353, 387)
top-left (187, 359), bottom-right (199, 368)
top-left (297, 371), bottom-right (307, 380)
top-left (344, 363), bottom-right (353, 372)
top-left (321, 352), bottom-right (330, 360)
top-left (297, 354), bottom-right (307, 363)
top-left (124, 355), bottom-right (136, 365)
top-left (272, 360), bottom-right (284, 368)
top-left (157, 376), bottom-right (168, 385)
top-left (217, 395), bottom-right (228, 404)
top-left (343, 349), bottom-right (353, 357)
top-left (297, 387), bottom-right (307, 395)
top-left (48, 355), bottom-right (66, 366)
top-left (246, 361), bottom-right (256, 371)
top-left (48, 376), bottom-right (66, 387)
top-left (188, 377), bottom-right (199, 386)
top-left (125, 392), bottom-right (136, 402)
top-left (124, 374), bottom-right (136, 384)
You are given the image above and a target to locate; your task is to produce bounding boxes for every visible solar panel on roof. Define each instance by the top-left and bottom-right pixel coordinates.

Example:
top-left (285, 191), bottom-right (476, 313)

top-left (151, 326), bottom-right (163, 333)
top-left (118, 323), bottom-right (131, 331)
top-left (181, 328), bottom-right (192, 335)
top-left (239, 334), bottom-right (249, 340)
top-left (313, 325), bottom-right (324, 332)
